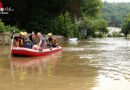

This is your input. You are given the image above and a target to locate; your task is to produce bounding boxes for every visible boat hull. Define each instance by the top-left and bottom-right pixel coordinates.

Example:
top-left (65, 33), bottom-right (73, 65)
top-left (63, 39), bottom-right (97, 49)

top-left (12, 46), bottom-right (62, 56)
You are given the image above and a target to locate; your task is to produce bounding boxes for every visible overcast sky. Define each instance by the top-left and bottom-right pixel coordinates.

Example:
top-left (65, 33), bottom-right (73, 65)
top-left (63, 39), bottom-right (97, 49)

top-left (102, 0), bottom-right (130, 3)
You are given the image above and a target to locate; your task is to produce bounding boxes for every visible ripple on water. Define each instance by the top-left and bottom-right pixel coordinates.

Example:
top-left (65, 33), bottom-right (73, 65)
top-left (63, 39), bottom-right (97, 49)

top-left (63, 47), bottom-right (86, 51)
top-left (77, 38), bottom-right (130, 82)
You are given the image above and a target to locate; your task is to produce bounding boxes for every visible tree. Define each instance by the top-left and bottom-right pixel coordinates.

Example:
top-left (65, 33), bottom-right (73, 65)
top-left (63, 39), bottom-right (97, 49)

top-left (121, 13), bottom-right (130, 38)
top-left (0, 19), bottom-right (20, 32)
top-left (80, 0), bottom-right (104, 38)
top-left (55, 12), bottom-right (81, 38)
top-left (100, 3), bottom-right (130, 27)
top-left (96, 18), bottom-right (108, 35)
top-left (0, 0), bottom-right (82, 33)
top-left (81, 0), bottom-right (103, 18)
top-left (0, 19), bottom-right (5, 32)
top-left (80, 16), bottom-right (97, 38)
top-left (55, 12), bottom-right (73, 37)
top-left (0, 0), bottom-right (104, 38)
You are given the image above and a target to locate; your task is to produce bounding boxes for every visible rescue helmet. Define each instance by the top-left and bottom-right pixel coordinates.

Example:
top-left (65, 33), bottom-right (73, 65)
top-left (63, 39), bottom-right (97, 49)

top-left (47, 33), bottom-right (52, 36)
top-left (19, 32), bottom-right (24, 36)
top-left (23, 32), bottom-right (27, 35)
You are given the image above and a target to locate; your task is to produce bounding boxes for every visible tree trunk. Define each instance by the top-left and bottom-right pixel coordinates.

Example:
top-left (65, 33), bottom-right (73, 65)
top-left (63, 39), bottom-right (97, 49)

top-left (126, 34), bottom-right (127, 39)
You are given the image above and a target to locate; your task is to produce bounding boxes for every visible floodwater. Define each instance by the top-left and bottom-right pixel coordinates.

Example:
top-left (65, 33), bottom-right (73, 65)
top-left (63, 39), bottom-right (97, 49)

top-left (0, 38), bottom-right (130, 90)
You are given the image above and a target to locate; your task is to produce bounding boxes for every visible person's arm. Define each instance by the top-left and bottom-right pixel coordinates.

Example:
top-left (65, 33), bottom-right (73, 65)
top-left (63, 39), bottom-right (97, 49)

top-left (38, 39), bottom-right (42, 47)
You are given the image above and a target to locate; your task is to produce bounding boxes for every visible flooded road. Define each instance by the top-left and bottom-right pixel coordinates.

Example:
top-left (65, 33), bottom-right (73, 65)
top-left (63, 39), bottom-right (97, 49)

top-left (0, 38), bottom-right (130, 90)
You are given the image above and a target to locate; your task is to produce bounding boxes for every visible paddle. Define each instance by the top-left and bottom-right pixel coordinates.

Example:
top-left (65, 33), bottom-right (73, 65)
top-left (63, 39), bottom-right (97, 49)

top-left (9, 30), bottom-right (15, 56)
top-left (8, 30), bottom-right (15, 80)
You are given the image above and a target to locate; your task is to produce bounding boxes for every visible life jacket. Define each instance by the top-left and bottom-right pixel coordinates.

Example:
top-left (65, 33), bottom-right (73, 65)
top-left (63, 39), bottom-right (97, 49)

top-left (16, 36), bottom-right (24, 47)
top-left (50, 37), bottom-right (56, 46)
top-left (32, 35), bottom-right (35, 40)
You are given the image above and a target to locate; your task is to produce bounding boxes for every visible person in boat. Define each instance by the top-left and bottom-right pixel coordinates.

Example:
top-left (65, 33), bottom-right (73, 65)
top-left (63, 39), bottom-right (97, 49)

top-left (23, 32), bottom-right (33, 48)
top-left (29, 31), bottom-right (36, 45)
top-left (43, 34), bottom-right (50, 48)
top-left (47, 33), bottom-right (58, 48)
top-left (32, 32), bottom-right (47, 50)
top-left (11, 32), bottom-right (25, 47)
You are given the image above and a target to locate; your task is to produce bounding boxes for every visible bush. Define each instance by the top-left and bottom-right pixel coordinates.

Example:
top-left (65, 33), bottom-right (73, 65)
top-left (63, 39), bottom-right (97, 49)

top-left (96, 19), bottom-right (108, 34)
top-left (87, 35), bottom-right (92, 38)
top-left (0, 19), bottom-right (5, 32)
top-left (92, 33), bottom-right (98, 38)
top-left (5, 25), bottom-right (20, 33)
top-left (112, 33), bottom-right (124, 37)
top-left (121, 13), bottom-right (130, 38)
top-left (80, 16), bottom-right (97, 38)
top-left (55, 12), bottom-right (81, 38)
top-left (98, 33), bottom-right (106, 38)
top-left (0, 19), bottom-right (20, 33)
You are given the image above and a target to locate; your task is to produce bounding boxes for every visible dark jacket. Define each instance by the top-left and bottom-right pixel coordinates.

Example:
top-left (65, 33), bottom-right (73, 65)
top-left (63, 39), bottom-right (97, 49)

top-left (29, 35), bottom-right (35, 44)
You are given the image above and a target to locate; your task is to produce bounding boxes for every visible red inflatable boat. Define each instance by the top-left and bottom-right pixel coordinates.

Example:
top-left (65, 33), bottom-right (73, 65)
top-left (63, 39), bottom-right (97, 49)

top-left (11, 46), bottom-right (62, 56)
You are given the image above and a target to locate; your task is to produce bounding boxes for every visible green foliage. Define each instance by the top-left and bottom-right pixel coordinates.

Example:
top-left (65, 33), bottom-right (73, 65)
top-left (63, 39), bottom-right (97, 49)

top-left (121, 13), bottom-right (130, 38)
top-left (80, 16), bottom-right (97, 38)
top-left (0, 19), bottom-right (20, 33)
top-left (112, 33), bottom-right (124, 37)
top-left (55, 12), bottom-right (81, 38)
top-left (98, 33), bottom-right (106, 38)
top-left (96, 18), bottom-right (108, 34)
top-left (81, 0), bottom-right (103, 18)
top-left (80, 17), bottom-right (108, 38)
top-left (27, 8), bottom-right (54, 34)
top-left (0, 0), bottom-right (104, 39)
top-left (1, 0), bottom-right (81, 33)
top-left (73, 23), bottom-right (82, 39)
top-left (100, 2), bottom-right (130, 27)
top-left (5, 25), bottom-right (20, 33)
top-left (0, 19), bottom-right (5, 32)
top-left (80, 0), bottom-right (106, 38)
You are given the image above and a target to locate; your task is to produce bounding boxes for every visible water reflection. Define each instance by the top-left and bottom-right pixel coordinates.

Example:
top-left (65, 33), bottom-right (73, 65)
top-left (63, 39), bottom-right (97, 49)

top-left (0, 38), bottom-right (130, 90)
top-left (80, 38), bottom-right (130, 81)
top-left (11, 51), bottom-right (62, 80)
top-left (67, 38), bottom-right (78, 45)
top-left (63, 38), bottom-right (130, 90)
top-left (10, 49), bottom-right (100, 90)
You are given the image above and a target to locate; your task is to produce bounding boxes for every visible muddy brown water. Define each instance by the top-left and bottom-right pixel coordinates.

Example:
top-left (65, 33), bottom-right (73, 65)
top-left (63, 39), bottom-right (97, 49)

top-left (0, 38), bottom-right (130, 90)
